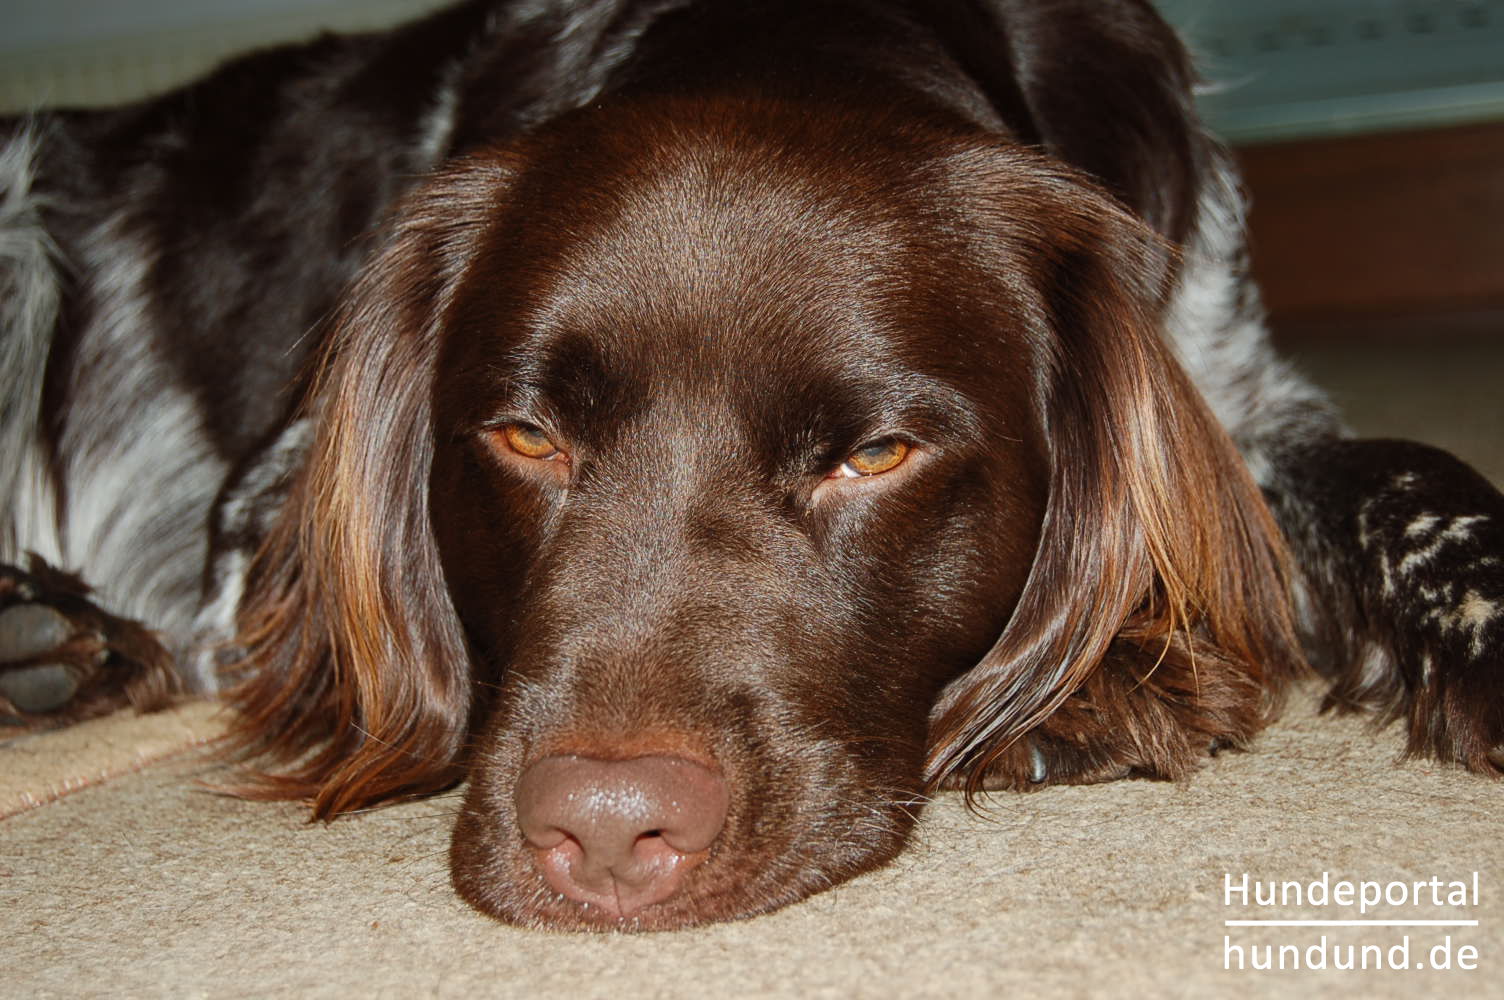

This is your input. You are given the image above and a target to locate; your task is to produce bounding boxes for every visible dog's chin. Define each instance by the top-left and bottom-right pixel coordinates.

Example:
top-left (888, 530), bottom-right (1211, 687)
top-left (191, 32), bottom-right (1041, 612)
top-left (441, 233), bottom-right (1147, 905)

top-left (448, 778), bottom-right (920, 932)
top-left (449, 858), bottom-right (830, 933)
top-left (450, 846), bottom-right (916, 933)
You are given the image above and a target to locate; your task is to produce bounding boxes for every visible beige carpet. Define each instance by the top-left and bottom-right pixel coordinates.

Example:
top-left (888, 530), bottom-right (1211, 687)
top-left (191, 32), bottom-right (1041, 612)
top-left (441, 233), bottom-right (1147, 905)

top-left (3, 337), bottom-right (1501, 999)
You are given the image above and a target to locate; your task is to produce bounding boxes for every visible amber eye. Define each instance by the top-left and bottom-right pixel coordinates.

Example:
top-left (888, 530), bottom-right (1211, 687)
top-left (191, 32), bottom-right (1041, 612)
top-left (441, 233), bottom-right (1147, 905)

top-left (497, 423), bottom-right (564, 462)
top-left (834, 438), bottom-right (910, 478)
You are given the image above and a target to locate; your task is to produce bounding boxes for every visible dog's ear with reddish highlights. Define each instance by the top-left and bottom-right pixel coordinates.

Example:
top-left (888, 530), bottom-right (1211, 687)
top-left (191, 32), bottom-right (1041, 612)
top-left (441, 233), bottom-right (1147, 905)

top-left (924, 150), bottom-right (1306, 795)
top-left (224, 156), bottom-right (514, 817)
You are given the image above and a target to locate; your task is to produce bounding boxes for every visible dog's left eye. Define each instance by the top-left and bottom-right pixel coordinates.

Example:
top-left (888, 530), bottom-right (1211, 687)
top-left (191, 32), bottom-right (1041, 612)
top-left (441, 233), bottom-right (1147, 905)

top-left (494, 423), bottom-right (566, 462)
top-left (833, 438), bottom-right (911, 478)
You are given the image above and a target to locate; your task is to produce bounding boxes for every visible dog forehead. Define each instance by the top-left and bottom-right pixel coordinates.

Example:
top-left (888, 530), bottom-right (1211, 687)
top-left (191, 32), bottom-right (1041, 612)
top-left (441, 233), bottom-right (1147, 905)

top-left (520, 128), bottom-right (981, 336)
top-left (481, 101), bottom-right (976, 304)
top-left (440, 102), bottom-right (1052, 442)
top-left (530, 172), bottom-right (910, 330)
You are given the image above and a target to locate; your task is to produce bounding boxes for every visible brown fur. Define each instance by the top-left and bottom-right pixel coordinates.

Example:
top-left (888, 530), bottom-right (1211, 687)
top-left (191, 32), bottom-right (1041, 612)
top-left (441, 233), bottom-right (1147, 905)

top-left (923, 158), bottom-right (1303, 792)
top-left (226, 162), bottom-right (515, 812)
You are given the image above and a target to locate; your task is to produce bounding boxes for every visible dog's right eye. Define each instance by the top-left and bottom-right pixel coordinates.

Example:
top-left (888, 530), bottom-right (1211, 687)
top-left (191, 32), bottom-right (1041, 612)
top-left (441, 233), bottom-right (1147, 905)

top-left (493, 423), bottom-right (566, 463)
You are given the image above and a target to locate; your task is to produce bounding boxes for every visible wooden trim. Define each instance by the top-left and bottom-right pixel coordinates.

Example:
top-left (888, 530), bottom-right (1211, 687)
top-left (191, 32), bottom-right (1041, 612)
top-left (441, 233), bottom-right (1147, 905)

top-left (1236, 121), bottom-right (1504, 329)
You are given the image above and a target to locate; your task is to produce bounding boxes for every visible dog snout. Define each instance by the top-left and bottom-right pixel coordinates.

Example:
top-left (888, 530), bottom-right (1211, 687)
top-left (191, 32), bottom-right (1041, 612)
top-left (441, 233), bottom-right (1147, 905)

top-left (514, 753), bottom-right (729, 918)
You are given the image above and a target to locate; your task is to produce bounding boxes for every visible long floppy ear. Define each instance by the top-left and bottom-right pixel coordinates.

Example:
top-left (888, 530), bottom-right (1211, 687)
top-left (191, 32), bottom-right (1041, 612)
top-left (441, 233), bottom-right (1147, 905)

top-left (224, 156), bottom-right (513, 817)
top-left (925, 155), bottom-right (1305, 796)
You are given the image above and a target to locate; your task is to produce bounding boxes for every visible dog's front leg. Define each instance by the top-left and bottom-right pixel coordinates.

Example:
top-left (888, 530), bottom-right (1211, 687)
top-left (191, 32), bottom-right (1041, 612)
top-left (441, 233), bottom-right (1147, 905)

top-left (1266, 437), bottom-right (1504, 772)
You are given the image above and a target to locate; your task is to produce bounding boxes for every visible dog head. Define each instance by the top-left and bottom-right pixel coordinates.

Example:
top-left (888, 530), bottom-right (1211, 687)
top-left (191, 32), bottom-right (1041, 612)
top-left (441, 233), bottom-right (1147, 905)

top-left (229, 96), bottom-right (1297, 930)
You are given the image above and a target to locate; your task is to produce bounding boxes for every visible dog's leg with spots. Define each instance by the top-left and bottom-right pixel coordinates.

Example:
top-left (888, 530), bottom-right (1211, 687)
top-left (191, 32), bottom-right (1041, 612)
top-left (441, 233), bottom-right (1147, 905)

top-left (1264, 439), bottom-right (1504, 772)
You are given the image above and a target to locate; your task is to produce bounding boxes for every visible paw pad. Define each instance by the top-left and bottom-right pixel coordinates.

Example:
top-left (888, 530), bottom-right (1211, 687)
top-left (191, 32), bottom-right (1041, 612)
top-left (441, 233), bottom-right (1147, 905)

top-left (0, 560), bottom-right (179, 723)
top-left (0, 662), bottom-right (80, 713)
top-left (0, 603), bottom-right (74, 662)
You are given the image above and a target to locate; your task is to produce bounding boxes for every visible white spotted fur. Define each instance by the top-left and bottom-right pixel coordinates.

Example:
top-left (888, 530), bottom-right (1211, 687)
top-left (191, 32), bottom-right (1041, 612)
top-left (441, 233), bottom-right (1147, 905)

top-left (0, 124), bottom-right (62, 565)
top-left (1, 128), bottom-right (232, 683)
top-left (1160, 148), bottom-right (1341, 488)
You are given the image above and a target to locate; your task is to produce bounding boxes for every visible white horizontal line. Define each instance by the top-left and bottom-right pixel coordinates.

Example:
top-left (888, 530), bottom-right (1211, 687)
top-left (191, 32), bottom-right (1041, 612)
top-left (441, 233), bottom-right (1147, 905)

top-left (1225, 920), bottom-right (1480, 928)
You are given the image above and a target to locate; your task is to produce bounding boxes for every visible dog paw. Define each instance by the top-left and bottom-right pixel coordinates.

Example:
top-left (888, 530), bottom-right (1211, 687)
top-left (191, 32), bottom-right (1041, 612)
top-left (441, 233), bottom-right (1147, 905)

top-left (0, 603), bottom-right (99, 712)
top-left (0, 558), bottom-right (180, 725)
top-left (997, 731), bottom-right (1141, 790)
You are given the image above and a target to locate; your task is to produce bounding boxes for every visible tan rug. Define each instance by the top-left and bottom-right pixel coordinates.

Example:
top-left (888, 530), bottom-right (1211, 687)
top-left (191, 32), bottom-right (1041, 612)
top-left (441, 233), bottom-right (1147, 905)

top-left (3, 685), bottom-right (1500, 999)
top-left (0, 700), bottom-right (224, 819)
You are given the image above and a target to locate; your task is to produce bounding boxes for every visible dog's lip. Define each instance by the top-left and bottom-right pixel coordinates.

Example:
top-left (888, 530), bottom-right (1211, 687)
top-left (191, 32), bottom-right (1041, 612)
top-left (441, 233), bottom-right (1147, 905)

top-left (527, 838), bottom-right (713, 918)
top-left (516, 875), bottom-right (797, 933)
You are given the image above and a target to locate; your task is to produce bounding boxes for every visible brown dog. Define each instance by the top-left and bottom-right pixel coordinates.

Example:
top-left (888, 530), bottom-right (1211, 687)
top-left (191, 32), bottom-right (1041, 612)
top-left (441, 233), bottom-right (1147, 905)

top-left (3, 0), bottom-right (1500, 931)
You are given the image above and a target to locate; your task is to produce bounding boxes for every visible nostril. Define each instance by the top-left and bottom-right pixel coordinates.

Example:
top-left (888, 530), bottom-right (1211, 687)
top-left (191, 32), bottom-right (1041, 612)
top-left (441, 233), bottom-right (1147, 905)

top-left (514, 753), bottom-right (729, 917)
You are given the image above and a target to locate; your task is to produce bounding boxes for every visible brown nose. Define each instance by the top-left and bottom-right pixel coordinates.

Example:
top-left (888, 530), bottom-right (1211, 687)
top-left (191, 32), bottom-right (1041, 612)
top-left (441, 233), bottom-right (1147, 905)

top-left (514, 754), bottom-right (728, 918)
